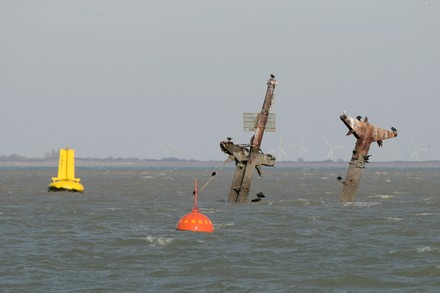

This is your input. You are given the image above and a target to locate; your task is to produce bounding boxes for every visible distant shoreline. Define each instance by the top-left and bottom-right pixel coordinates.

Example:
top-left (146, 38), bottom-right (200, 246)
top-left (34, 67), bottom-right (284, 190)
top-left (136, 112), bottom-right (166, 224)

top-left (0, 155), bottom-right (439, 168)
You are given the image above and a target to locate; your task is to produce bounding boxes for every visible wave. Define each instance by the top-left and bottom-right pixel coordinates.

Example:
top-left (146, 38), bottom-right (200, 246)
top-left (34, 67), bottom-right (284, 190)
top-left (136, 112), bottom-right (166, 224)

top-left (342, 201), bottom-right (382, 208)
top-left (144, 236), bottom-right (175, 247)
top-left (214, 222), bottom-right (235, 229)
top-left (415, 212), bottom-right (436, 216)
top-left (369, 194), bottom-right (394, 199)
top-left (416, 246), bottom-right (432, 253)
top-left (384, 217), bottom-right (403, 222)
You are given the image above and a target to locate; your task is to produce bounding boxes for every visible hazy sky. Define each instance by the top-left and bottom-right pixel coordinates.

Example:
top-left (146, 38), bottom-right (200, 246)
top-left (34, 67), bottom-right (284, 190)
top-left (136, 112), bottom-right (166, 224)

top-left (1, 0), bottom-right (439, 161)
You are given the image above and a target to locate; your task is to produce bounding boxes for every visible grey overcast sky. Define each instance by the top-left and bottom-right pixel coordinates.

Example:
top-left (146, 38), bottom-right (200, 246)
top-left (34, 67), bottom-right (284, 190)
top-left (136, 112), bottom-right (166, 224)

top-left (1, 0), bottom-right (439, 161)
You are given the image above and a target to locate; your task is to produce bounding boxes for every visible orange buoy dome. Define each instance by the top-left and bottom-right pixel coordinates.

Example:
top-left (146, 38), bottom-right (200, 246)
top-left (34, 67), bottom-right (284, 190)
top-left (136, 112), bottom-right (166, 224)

top-left (176, 179), bottom-right (214, 233)
top-left (176, 207), bottom-right (214, 233)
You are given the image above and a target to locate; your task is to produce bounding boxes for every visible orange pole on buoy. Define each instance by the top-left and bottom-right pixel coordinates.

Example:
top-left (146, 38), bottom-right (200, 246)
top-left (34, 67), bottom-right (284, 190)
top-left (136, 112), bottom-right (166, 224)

top-left (194, 179), bottom-right (198, 211)
top-left (176, 179), bottom-right (214, 233)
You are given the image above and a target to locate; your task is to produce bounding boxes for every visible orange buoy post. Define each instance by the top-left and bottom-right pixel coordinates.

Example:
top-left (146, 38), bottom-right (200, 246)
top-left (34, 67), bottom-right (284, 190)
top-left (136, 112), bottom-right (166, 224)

top-left (176, 179), bottom-right (214, 233)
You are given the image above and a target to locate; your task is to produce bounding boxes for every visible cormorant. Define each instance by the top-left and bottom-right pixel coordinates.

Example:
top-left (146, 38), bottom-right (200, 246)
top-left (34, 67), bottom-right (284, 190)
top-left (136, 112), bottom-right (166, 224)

top-left (270, 74), bottom-right (275, 78)
top-left (337, 176), bottom-right (343, 182)
top-left (391, 127), bottom-right (397, 132)
top-left (356, 116), bottom-right (362, 121)
top-left (251, 192), bottom-right (266, 202)
top-left (256, 192), bottom-right (265, 198)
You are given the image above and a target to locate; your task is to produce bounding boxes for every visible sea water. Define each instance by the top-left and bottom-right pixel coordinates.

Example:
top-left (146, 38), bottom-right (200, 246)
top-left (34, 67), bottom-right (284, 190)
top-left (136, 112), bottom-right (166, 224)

top-left (0, 166), bottom-right (439, 292)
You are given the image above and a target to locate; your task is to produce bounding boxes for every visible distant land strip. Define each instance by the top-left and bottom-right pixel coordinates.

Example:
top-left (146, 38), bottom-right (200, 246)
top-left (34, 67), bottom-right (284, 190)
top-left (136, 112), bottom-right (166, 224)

top-left (0, 154), bottom-right (439, 168)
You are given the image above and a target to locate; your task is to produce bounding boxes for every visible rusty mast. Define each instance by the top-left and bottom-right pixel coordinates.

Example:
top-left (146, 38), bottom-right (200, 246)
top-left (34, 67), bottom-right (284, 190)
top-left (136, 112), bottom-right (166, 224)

top-left (338, 113), bottom-right (398, 203)
top-left (220, 75), bottom-right (277, 203)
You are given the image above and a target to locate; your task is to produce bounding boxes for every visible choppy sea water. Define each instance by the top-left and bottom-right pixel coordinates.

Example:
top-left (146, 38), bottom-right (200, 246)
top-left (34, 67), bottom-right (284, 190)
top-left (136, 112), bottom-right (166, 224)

top-left (0, 165), bottom-right (439, 292)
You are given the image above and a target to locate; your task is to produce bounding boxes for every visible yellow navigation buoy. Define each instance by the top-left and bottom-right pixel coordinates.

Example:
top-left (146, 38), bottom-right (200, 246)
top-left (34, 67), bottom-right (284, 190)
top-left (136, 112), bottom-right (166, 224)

top-left (176, 179), bottom-right (214, 233)
top-left (48, 148), bottom-right (84, 193)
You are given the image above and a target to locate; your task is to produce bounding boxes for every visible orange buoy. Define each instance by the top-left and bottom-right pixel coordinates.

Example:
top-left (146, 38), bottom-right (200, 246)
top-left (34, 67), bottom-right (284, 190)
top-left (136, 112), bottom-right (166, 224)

top-left (176, 179), bottom-right (214, 233)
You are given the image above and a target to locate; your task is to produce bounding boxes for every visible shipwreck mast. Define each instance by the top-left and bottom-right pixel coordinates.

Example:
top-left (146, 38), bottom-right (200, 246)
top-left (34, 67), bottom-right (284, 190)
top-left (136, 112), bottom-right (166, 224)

top-left (338, 114), bottom-right (398, 203)
top-left (220, 75), bottom-right (277, 203)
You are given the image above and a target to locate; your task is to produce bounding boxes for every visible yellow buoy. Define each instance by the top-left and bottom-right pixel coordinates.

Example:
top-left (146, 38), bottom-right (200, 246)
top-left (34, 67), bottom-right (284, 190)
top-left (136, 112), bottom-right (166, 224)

top-left (48, 148), bottom-right (84, 193)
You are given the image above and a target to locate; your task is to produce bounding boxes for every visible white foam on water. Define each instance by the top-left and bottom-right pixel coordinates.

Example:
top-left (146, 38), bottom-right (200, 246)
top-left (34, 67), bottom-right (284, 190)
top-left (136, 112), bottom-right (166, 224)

top-left (298, 198), bottom-right (311, 206)
top-left (416, 246), bottom-right (432, 253)
top-left (384, 217), bottom-right (403, 222)
top-left (104, 207), bottom-right (128, 211)
top-left (145, 236), bottom-right (174, 247)
top-left (342, 202), bottom-right (382, 208)
top-left (215, 222), bottom-right (234, 229)
top-left (368, 194), bottom-right (394, 199)
top-left (308, 215), bottom-right (320, 221)
top-left (415, 212), bottom-right (435, 216)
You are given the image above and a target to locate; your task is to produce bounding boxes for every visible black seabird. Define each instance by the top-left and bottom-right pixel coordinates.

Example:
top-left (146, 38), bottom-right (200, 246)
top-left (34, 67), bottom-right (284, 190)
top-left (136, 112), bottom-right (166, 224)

top-left (256, 192), bottom-right (265, 198)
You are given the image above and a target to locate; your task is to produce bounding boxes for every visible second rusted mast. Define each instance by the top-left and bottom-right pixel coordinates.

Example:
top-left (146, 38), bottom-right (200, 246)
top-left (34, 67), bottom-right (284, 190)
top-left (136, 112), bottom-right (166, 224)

top-left (338, 113), bottom-right (398, 203)
top-left (220, 75), bottom-right (277, 203)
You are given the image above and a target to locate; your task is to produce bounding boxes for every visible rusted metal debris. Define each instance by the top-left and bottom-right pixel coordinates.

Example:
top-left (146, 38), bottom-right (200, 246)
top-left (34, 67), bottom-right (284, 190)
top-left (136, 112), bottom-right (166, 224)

top-left (220, 75), bottom-right (277, 203)
top-left (338, 113), bottom-right (398, 203)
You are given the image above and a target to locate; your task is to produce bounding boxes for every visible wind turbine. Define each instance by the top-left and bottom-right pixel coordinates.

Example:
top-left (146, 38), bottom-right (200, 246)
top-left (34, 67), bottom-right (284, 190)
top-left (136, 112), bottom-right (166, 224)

top-left (288, 131), bottom-right (311, 161)
top-left (322, 137), bottom-right (346, 161)
top-left (268, 135), bottom-right (291, 162)
top-left (154, 142), bottom-right (182, 159)
top-left (43, 130), bottom-right (62, 158)
top-left (409, 137), bottom-right (428, 161)
top-left (381, 139), bottom-right (403, 161)
top-left (423, 0), bottom-right (431, 6)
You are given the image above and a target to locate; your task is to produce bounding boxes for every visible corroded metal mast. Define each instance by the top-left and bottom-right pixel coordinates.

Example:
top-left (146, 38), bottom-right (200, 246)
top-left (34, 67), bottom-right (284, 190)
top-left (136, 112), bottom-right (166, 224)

top-left (220, 75), bottom-right (277, 203)
top-left (339, 114), bottom-right (397, 203)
